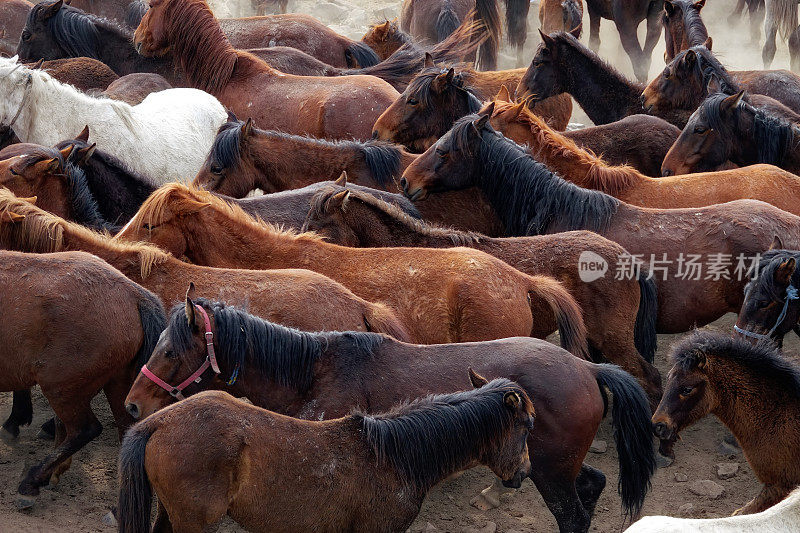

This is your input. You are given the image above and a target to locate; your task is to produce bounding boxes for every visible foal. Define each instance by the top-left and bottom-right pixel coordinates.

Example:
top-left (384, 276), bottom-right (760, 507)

top-left (653, 331), bottom-right (800, 514)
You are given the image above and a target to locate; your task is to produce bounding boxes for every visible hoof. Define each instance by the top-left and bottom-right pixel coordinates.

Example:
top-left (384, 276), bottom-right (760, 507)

top-left (16, 495), bottom-right (36, 511)
top-left (656, 452), bottom-right (674, 468)
top-left (470, 492), bottom-right (501, 511)
top-left (0, 426), bottom-right (18, 444)
top-left (102, 510), bottom-right (118, 527)
top-left (48, 474), bottom-right (60, 488)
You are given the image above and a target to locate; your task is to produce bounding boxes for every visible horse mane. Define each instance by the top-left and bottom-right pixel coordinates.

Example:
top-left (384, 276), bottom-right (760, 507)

top-left (548, 31), bottom-right (640, 90)
top-left (125, 0), bottom-right (148, 28)
top-left (355, 378), bottom-right (531, 492)
top-left (161, 0), bottom-right (237, 93)
top-left (662, 0), bottom-right (708, 47)
top-left (493, 99), bottom-right (641, 195)
top-left (406, 66), bottom-right (483, 113)
top-left (451, 114), bottom-right (619, 235)
top-left (167, 298), bottom-right (385, 392)
top-left (128, 182), bottom-right (324, 241)
top-left (702, 92), bottom-right (795, 165)
top-left (27, 3), bottom-right (123, 59)
top-left (0, 188), bottom-right (167, 277)
top-left (308, 185), bottom-right (484, 247)
top-left (673, 45), bottom-right (739, 104)
top-left (670, 329), bottom-right (800, 398)
top-left (750, 249), bottom-right (800, 302)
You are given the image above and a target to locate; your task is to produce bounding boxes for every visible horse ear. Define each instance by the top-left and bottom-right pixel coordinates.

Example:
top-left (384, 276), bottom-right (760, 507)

top-left (663, 0), bottom-right (675, 15)
top-left (694, 0), bottom-right (706, 10)
top-left (40, 0), bottom-right (63, 20)
top-left (74, 143), bottom-right (96, 165)
top-left (226, 110), bottom-right (238, 123)
top-left (58, 145), bottom-right (74, 162)
top-left (481, 101), bottom-right (495, 118)
top-left (720, 90), bottom-right (745, 114)
top-left (538, 28), bottom-right (556, 49)
top-left (496, 84), bottom-right (511, 102)
top-left (185, 282), bottom-right (202, 329)
top-left (770, 235), bottom-right (785, 250)
top-left (334, 170), bottom-right (348, 186)
top-left (0, 210), bottom-right (25, 223)
top-left (472, 113), bottom-right (490, 132)
top-left (694, 352), bottom-right (707, 370)
top-left (35, 157), bottom-right (61, 174)
top-left (510, 102), bottom-right (525, 121)
top-left (569, 23), bottom-right (582, 38)
top-left (75, 125), bottom-right (90, 142)
top-left (468, 367), bottom-right (489, 388)
top-left (706, 73), bottom-right (722, 94)
top-left (683, 49), bottom-right (696, 67)
top-left (775, 258), bottom-right (797, 286)
top-left (32, 58), bottom-right (44, 70)
top-left (424, 52), bottom-right (434, 68)
top-left (503, 391), bottom-right (522, 410)
top-left (329, 189), bottom-right (350, 210)
top-left (20, 195), bottom-right (37, 205)
top-left (703, 36), bottom-right (712, 50)
top-left (241, 117), bottom-right (254, 139)
top-left (432, 68), bottom-right (455, 93)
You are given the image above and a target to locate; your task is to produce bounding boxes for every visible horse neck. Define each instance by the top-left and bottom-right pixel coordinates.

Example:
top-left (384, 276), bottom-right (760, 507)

top-left (84, 157), bottom-right (155, 222)
top-left (58, 224), bottom-right (148, 279)
top-left (560, 45), bottom-right (644, 124)
top-left (344, 199), bottom-right (462, 248)
top-left (249, 134), bottom-right (367, 191)
top-left (93, 22), bottom-right (144, 75)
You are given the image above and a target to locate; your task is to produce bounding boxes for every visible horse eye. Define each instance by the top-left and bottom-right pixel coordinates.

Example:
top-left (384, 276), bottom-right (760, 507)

top-left (141, 223), bottom-right (153, 231)
top-left (165, 350), bottom-right (176, 359)
top-left (679, 386), bottom-right (694, 396)
top-left (21, 32), bottom-right (30, 42)
top-left (435, 148), bottom-right (448, 158)
top-left (8, 167), bottom-right (19, 176)
top-left (663, 68), bottom-right (670, 79)
top-left (694, 126), bottom-right (707, 134)
top-left (210, 165), bottom-right (223, 175)
top-left (407, 97), bottom-right (418, 106)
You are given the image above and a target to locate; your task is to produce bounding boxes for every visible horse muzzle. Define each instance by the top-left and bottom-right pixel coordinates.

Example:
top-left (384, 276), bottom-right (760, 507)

top-left (652, 420), bottom-right (676, 441)
top-left (501, 467), bottom-right (529, 489)
top-left (125, 401), bottom-right (141, 420)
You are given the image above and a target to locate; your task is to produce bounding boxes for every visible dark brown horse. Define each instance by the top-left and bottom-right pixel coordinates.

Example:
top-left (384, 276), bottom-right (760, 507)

top-left (652, 331), bottom-right (800, 514)
top-left (0, 248), bottom-right (165, 509)
top-left (68, 0), bottom-right (140, 25)
top-left (539, 0), bottom-right (583, 36)
top-left (123, 293), bottom-right (655, 532)
top-left (29, 57), bottom-right (118, 93)
top-left (133, 0), bottom-right (399, 140)
top-left (301, 183), bottom-right (662, 403)
top-left (119, 381), bottom-right (534, 533)
top-left (0, 0), bottom-right (31, 56)
top-left (399, 113), bottom-right (800, 333)
top-left (662, 92), bottom-right (800, 176)
top-left (116, 183), bottom-right (589, 351)
top-left (662, 0), bottom-right (708, 61)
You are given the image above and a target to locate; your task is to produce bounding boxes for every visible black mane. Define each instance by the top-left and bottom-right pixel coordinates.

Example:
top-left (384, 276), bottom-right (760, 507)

top-left (166, 299), bottom-right (385, 392)
top-left (356, 378), bottom-right (528, 492)
top-left (676, 45), bottom-right (739, 102)
top-left (28, 3), bottom-right (130, 58)
top-left (663, 0), bottom-right (708, 47)
top-left (748, 249), bottom-right (800, 302)
top-left (451, 114), bottom-right (619, 235)
top-left (307, 183), bottom-right (421, 221)
top-left (64, 160), bottom-right (114, 231)
top-left (670, 329), bottom-right (800, 397)
top-left (405, 66), bottom-right (482, 113)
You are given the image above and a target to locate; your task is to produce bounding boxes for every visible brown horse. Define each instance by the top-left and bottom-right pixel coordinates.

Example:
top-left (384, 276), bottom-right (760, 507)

top-left (301, 183), bottom-right (662, 403)
top-left (480, 98), bottom-right (800, 214)
top-left (489, 86), bottom-right (678, 176)
top-left (0, 188), bottom-right (412, 340)
top-left (362, 18), bottom-right (415, 60)
top-left (399, 113), bottom-right (800, 333)
top-left (116, 183), bottom-right (589, 351)
top-left (540, 0), bottom-right (583, 35)
top-left (133, 0), bottom-right (399, 140)
top-left (123, 293), bottom-right (655, 532)
top-left (68, 0), bottom-right (138, 24)
top-left (0, 0), bottom-right (31, 56)
top-left (119, 380), bottom-right (534, 533)
top-left (662, 92), bottom-right (800, 176)
top-left (0, 248), bottom-right (165, 508)
top-left (372, 64), bottom-right (571, 153)
top-left (652, 331), bottom-right (800, 514)
top-left (662, 0), bottom-right (708, 61)
top-left (101, 72), bottom-right (171, 105)
top-left (29, 57), bottom-right (118, 93)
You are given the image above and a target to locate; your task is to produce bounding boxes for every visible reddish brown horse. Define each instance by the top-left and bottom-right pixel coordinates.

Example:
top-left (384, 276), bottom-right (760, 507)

top-left (123, 293), bottom-right (655, 532)
top-left (101, 72), bottom-right (171, 105)
top-left (0, 248), bottom-right (165, 509)
top-left (481, 98), bottom-right (800, 215)
top-left (0, 189), bottom-right (411, 340)
top-left (362, 18), bottom-right (415, 60)
top-left (119, 381), bottom-right (534, 533)
top-left (28, 57), bottom-right (118, 93)
top-left (133, 0), bottom-right (399, 140)
top-left (116, 183), bottom-right (588, 351)
top-left (653, 331), bottom-right (800, 514)
top-left (400, 113), bottom-right (800, 334)
top-left (301, 183), bottom-right (662, 403)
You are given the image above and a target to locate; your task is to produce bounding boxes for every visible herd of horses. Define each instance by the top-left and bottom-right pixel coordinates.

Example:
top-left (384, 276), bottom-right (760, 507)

top-left (2, 0), bottom-right (800, 531)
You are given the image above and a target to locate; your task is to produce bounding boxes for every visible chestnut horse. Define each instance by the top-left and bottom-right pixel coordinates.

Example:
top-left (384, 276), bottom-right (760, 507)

top-left (0, 189), bottom-right (412, 340)
top-left (101, 72), bottom-right (172, 105)
top-left (488, 87), bottom-right (679, 176)
top-left (0, 249), bottom-right (165, 509)
top-left (662, 92), bottom-right (800, 176)
top-left (399, 114), bottom-right (800, 333)
top-left (119, 381), bottom-right (534, 533)
top-left (662, 0), bottom-right (708, 61)
top-left (123, 294), bottom-right (655, 532)
top-left (28, 57), bottom-right (118, 93)
top-left (479, 98), bottom-right (800, 215)
top-left (301, 183), bottom-right (663, 403)
top-left (116, 183), bottom-right (589, 351)
top-left (652, 331), bottom-right (800, 514)
top-left (540, 0), bottom-right (583, 35)
top-left (362, 18), bottom-right (415, 60)
top-left (133, 0), bottom-right (399, 140)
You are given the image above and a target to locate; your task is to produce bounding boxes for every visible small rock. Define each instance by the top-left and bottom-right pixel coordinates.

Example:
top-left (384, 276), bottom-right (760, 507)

top-left (718, 440), bottom-right (741, 456)
top-left (674, 472), bottom-right (688, 482)
top-left (589, 439), bottom-right (607, 454)
top-left (716, 462), bottom-right (739, 480)
top-left (656, 452), bottom-right (674, 468)
top-left (678, 503), bottom-right (694, 516)
top-left (688, 479), bottom-right (725, 499)
top-left (462, 522), bottom-right (496, 533)
top-left (101, 511), bottom-right (118, 528)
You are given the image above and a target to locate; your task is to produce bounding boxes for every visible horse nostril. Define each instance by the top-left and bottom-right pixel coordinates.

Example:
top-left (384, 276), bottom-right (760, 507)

top-left (125, 402), bottom-right (140, 420)
top-left (662, 169), bottom-right (672, 177)
top-left (399, 177), bottom-right (408, 190)
top-left (639, 94), bottom-right (647, 106)
top-left (653, 421), bottom-right (667, 438)
top-left (135, 42), bottom-right (143, 54)
top-left (371, 130), bottom-right (379, 140)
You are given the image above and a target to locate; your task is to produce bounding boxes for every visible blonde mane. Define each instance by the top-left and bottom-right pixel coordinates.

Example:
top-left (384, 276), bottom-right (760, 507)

top-left (0, 188), bottom-right (168, 277)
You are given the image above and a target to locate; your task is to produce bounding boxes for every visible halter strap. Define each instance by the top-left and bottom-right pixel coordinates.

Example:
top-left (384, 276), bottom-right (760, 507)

top-left (139, 304), bottom-right (221, 400)
top-left (2, 73), bottom-right (32, 133)
top-left (734, 284), bottom-right (799, 341)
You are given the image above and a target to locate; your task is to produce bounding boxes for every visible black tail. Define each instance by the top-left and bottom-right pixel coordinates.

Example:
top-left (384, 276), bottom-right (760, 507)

top-left (595, 364), bottom-right (656, 519)
top-left (118, 424), bottom-right (155, 533)
top-left (475, 0), bottom-right (502, 70)
top-left (563, 0), bottom-right (583, 35)
top-left (503, 0), bottom-right (530, 48)
top-left (2, 390), bottom-right (33, 438)
top-left (634, 273), bottom-right (658, 363)
top-left (344, 41), bottom-right (381, 68)
top-left (436, 1), bottom-right (461, 41)
top-left (135, 291), bottom-right (167, 368)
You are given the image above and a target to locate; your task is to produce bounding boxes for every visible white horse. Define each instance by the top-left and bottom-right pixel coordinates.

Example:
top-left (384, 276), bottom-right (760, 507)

top-left (0, 56), bottom-right (227, 184)
top-left (625, 487), bottom-right (800, 532)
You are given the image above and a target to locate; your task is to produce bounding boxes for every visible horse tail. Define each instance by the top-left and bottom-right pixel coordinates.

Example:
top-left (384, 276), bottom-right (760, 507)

top-left (433, 16), bottom-right (487, 64)
top-left (125, 0), bottom-right (149, 29)
top-left (436, 1), bottom-right (461, 41)
top-left (135, 290), bottom-right (167, 369)
top-left (117, 423), bottom-right (156, 533)
top-left (595, 364), bottom-right (656, 519)
top-left (503, 0), bottom-right (530, 48)
top-left (363, 303), bottom-right (412, 342)
top-left (475, 0), bottom-right (502, 70)
top-left (773, 0), bottom-right (798, 39)
top-left (634, 273), bottom-right (658, 364)
top-left (344, 41), bottom-right (382, 68)
top-left (528, 275), bottom-right (588, 359)
top-left (1, 390), bottom-right (33, 438)
top-left (562, 0), bottom-right (583, 35)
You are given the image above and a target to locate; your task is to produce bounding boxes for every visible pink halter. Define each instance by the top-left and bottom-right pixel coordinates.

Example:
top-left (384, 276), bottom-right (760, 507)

top-left (140, 304), bottom-right (220, 400)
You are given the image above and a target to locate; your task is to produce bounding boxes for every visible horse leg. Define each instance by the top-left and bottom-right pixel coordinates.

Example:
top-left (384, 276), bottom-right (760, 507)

top-left (730, 0), bottom-right (746, 24)
top-left (642, 1), bottom-right (662, 68)
top-left (588, 7), bottom-right (602, 51)
top-left (530, 468), bottom-right (591, 533)
top-left (469, 477), bottom-right (518, 510)
top-left (789, 25), bottom-right (800, 71)
top-left (733, 484), bottom-right (790, 515)
top-left (613, 10), bottom-right (648, 82)
top-left (762, 0), bottom-right (779, 68)
top-left (103, 370), bottom-right (138, 440)
top-left (1, 390), bottom-right (33, 441)
top-left (49, 418), bottom-right (71, 487)
top-left (575, 464), bottom-right (606, 518)
top-left (750, 0), bottom-right (766, 43)
top-left (153, 499), bottom-right (175, 533)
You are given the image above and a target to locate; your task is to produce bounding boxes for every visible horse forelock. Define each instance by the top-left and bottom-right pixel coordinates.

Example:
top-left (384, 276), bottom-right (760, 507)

top-left (211, 120), bottom-right (243, 171)
top-left (406, 67), bottom-right (481, 112)
top-left (356, 378), bottom-right (530, 492)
